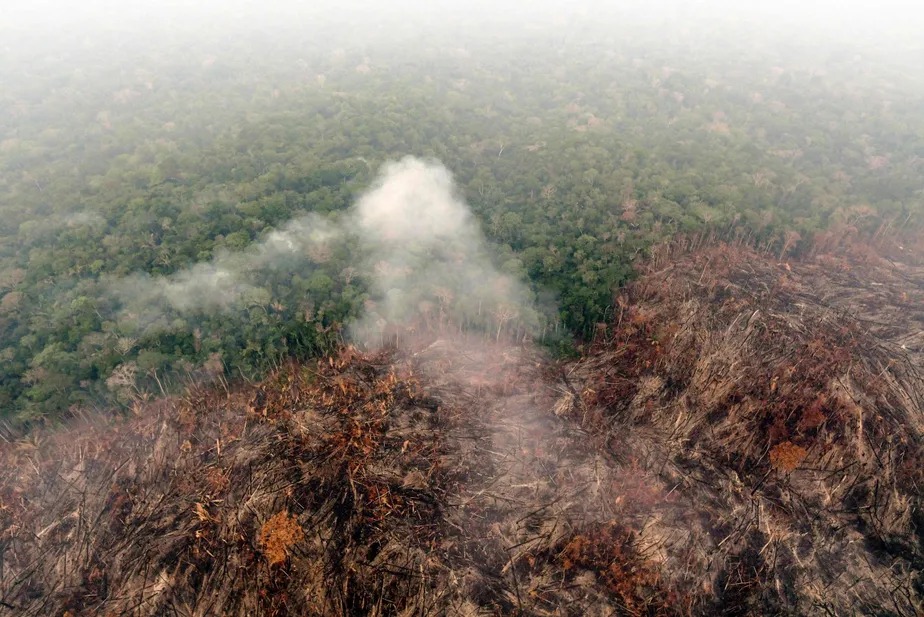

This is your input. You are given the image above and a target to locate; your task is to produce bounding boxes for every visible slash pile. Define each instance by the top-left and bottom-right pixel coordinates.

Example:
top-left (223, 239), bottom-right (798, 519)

top-left (564, 237), bottom-right (924, 615)
top-left (0, 337), bottom-right (677, 616)
top-left (1, 237), bottom-right (921, 616)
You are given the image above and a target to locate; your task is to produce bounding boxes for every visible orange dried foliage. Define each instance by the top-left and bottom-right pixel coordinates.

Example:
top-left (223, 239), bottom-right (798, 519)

top-left (559, 522), bottom-right (673, 615)
top-left (258, 511), bottom-right (304, 566)
top-left (194, 502), bottom-right (214, 523)
top-left (769, 441), bottom-right (808, 472)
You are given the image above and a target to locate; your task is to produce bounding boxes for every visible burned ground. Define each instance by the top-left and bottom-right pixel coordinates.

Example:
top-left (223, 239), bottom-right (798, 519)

top-left (564, 235), bottom-right (924, 615)
top-left (0, 237), bottom-right (922, 616)
top-left (0, 337), bottom-right (674, 616)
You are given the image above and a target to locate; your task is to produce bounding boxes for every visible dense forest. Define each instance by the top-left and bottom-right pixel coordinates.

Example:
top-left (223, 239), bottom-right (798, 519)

top-left (1, 3), bottom-right (922, 422)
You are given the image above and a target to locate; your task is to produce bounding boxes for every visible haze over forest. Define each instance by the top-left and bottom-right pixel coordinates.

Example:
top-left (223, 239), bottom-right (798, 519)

top-left (0, 0), bottom-right (922, 423)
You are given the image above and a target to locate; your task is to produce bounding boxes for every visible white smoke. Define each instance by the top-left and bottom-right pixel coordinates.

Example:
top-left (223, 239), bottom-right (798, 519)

top-left (349, 157), bottom-right (537, 344)
top-left (112, 214), bottom-right (340, 332)
top-left (112, 156), bottom-right (539, 345)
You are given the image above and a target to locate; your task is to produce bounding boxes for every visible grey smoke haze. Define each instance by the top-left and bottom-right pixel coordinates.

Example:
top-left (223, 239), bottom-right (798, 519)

top-left (3, 0), bottom-right (923, 60)
top-left (113, 157), bottom-right (538, 345)
top-left (112, 215), bottom-right (340, 329)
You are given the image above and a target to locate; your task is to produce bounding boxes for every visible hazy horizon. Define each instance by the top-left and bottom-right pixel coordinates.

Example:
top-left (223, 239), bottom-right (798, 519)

top-left (4, 0), bottom-right (924, 52)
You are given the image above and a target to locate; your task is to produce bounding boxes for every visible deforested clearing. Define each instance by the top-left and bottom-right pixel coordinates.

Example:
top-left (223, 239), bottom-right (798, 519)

top-left (1, 236), bottom-right (921, 616)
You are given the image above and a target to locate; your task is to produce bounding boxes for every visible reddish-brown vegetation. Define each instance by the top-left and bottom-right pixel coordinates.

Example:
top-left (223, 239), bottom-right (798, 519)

top-left (565, 236), bottom-right (924, 614)
top-left (0, 236), bottom-right (921, 616)
top-left (258, 511), bottom-right (305, 566)
top-left (768, 441), bottom-right (808, 472)
top-left (555, 522), bottom-right (675, 615)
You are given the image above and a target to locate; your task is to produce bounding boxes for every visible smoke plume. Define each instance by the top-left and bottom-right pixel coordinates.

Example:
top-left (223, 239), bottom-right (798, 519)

top-left (349, 157), bottom-right (538, 344)
top-left (112, 156), bottom-right (539, 345)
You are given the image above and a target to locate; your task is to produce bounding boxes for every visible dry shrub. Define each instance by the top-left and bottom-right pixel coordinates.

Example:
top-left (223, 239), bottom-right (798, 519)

top-left (557, 522), bottom-right (676, 616)
top-left (768, 441), bottom-right (808, 472)
top-left (258, 511), bottom-right (304, 566)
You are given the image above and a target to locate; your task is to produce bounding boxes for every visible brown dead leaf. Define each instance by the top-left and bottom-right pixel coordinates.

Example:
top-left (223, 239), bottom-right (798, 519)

top-left (258, 511), bottom-right (304, 566)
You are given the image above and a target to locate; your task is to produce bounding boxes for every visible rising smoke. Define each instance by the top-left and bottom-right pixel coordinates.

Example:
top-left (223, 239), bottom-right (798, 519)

top-left (113, 156), bottom-right (539, 346)
top-left (350, 157), bottom-right (538, 344)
